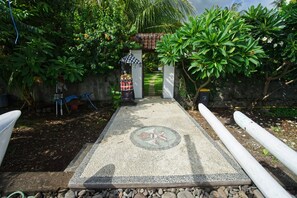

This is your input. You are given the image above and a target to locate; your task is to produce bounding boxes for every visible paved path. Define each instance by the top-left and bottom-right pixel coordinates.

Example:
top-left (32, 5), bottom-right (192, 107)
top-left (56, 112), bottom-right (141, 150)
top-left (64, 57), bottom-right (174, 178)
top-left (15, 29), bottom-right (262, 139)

top-left (148, 75), bottom-right (158, 96)
top-left (69, 97), bottom-right (250, 189)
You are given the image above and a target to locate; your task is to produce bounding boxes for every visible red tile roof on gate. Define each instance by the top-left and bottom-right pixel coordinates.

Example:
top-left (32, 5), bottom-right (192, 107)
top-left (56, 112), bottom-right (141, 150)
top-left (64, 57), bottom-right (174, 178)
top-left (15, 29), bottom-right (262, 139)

top-left (132, 33), bottom-right (165, 51)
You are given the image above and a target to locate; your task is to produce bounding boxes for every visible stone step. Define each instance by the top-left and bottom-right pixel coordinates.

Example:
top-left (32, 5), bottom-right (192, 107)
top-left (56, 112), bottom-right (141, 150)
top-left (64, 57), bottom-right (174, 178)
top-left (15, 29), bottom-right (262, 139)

top-left (0, 172), bottom-right (73, 194)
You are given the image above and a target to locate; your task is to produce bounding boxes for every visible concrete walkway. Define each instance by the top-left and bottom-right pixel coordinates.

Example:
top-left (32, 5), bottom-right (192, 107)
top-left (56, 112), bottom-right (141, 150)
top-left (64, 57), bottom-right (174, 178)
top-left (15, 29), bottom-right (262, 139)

top-left (69, 97), bottom-right (250, 189)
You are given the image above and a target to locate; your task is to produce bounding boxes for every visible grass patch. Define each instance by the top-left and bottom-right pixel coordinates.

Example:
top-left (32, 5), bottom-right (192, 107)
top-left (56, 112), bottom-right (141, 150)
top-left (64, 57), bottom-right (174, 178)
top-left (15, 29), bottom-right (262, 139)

top-left (154, 73), bottom-right (163, 95)
top-left (144, 72), bottom-right (163, 96)
top-left (144, 74), bottom-right (152, 96)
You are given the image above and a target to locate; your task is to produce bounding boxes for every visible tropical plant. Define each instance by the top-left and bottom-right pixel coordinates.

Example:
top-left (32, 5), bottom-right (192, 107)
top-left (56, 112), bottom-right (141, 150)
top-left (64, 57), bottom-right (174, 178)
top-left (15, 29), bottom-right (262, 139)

top-left (49, 56), bottom-right (85, 83)
top-left (0, 0), bottom-right (198, 108)
top-left (110, 85), bottom-right (122, 109)
top-left (272, 0), bottom-right (287, 8)
top-left (6, 38), bottom-right (54, 106)
top-left (69, 0), bottom-right (136, 75)
top-left (0, 0), bottom-right (90, 107)
top-left (243, 4), bottom-right (297, 102)
top-left (243, 5), bottom-right (285, 38)
top-left (120, 0), bottom-right (195, 32)
top-left (4, 38), bottom-right (85, 108)
top-left (143, 52), bottom-right (160, 73)
top-left (157, 8), bottom-right (265, 109)
top-left (1, 0), bottom-right (133, 107)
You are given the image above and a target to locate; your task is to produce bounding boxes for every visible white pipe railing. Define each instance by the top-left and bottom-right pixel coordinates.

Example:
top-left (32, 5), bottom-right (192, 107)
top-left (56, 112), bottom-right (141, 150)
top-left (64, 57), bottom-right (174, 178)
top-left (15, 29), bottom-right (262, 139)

top-left (0, 110), bottom-right (21, 165)
top-left (198, 104), bottom-right (292, 198)
top-left (234, 111), bottom-right (297, 175)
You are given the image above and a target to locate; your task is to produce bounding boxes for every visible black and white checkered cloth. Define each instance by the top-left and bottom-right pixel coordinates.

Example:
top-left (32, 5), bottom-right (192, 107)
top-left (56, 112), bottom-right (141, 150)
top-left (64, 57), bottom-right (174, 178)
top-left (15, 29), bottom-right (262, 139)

top-left (120, 53), bottom-right (142, 65)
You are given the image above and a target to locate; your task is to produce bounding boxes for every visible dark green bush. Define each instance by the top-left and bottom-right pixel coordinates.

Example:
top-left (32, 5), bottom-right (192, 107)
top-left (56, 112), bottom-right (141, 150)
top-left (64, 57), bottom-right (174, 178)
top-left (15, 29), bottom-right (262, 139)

top-left (268, 108), bottom-right (297, 118)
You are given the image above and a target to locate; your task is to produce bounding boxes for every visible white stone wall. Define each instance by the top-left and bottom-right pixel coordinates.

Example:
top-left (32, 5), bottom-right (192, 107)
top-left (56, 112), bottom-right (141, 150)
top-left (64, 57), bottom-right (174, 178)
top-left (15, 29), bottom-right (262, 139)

top-left (163, 65), bottom-right (175, 99)
top-left (130, 50), bottom-right (143, 99)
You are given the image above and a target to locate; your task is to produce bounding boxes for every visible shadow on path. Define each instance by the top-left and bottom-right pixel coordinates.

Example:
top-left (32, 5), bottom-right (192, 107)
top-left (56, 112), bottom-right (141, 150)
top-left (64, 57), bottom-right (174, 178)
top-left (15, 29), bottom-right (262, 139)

top-left (84, 164), bottom-right (115, 189)
top-left (184, 135), bottom-right (209, 185)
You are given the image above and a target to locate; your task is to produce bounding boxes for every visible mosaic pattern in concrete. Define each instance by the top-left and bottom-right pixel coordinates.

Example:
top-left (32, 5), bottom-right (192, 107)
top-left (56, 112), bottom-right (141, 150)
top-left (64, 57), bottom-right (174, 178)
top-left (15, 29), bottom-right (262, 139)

top-left (130, 126), bottom-right (181, 151)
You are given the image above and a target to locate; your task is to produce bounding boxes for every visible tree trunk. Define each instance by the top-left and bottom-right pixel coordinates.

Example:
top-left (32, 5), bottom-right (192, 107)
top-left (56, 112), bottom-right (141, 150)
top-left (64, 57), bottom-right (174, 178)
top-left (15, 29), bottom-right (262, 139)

top-left (181, 61), bottom-right (197, 109)
top-left (181, 61), bottom-right (212, 110)
top-left (191, 78), bottom-right (211, 110)
top-left (263, 77), bottom-right (272, 101)
top-left (261, 62), bottom-right (295, 102)
top-left (21, 87), bottom-right (35, 111)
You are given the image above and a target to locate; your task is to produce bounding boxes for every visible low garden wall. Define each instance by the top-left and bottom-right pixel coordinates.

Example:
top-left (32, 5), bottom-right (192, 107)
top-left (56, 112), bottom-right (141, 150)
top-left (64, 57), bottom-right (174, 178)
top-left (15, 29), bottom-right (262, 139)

top-left (32, 72), bottom-right (120, 104)
top-left (174, 69), bottom-right (297, 108)
top-left (210, 78), bottom-right (297, 107)
top-left (2, 69), bottom-right (296, 108)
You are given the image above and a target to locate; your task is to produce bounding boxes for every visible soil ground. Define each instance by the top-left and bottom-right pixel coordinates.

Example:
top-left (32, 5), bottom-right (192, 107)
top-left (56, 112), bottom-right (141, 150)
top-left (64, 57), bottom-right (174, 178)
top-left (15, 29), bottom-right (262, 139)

top-left (0, 101), bottom-right (296, 192)
top-left (0, 102), bottom-right (113, 172)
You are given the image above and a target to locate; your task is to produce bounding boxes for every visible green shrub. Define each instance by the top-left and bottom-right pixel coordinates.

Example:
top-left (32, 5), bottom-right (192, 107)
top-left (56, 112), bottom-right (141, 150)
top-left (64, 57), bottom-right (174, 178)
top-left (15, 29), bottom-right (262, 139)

top-left (268, 108), bottom-right (297, 118)
top-left (110, 86), bottom-right (121, 109)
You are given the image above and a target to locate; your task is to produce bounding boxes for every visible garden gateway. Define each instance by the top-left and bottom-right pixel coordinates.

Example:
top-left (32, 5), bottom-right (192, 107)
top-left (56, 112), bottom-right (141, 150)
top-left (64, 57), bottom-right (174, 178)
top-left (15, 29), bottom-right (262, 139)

top-left (129, 33), bottom-right (174, 99)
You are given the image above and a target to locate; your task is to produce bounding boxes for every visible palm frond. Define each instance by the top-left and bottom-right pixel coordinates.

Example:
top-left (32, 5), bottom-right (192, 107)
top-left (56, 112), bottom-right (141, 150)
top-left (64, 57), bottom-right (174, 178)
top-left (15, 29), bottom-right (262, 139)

top-left (123, 0), bottom-right (194, 32)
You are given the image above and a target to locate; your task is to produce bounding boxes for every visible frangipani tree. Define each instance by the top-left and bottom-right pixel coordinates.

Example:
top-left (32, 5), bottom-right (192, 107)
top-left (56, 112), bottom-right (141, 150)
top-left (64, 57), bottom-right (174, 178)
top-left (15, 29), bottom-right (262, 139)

top-left (157, 8), bottom-right (265, 109)
top-left (243, 4), bottom-right (297, 101)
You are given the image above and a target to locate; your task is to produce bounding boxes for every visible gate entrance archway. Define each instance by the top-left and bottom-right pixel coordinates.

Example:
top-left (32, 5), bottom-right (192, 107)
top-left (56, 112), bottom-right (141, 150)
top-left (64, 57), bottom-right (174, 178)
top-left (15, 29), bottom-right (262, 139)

top-left (130, 33), bottom-right (175, 99)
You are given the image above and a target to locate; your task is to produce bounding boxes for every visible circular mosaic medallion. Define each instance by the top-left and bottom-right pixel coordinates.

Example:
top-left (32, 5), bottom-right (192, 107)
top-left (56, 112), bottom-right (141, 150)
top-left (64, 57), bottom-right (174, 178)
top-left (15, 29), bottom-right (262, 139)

top-left (130, 126), bottom-right (181, 150)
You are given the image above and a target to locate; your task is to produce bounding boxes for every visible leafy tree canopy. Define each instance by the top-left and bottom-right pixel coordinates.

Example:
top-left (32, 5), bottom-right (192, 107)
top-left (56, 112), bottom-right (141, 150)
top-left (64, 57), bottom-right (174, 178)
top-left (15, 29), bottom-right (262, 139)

top-left (0, 0), bottom-right (135, 107)
top-left (243, 3), bottom-right (297, 100)
top-left (0, 0), bottom-right (195, 107)
top-left (157, 8), bottom-right (265, 78)
top-left (69, 0), bottom-right (138, 74)
top-left (156, 8), bottom-right (265, 108)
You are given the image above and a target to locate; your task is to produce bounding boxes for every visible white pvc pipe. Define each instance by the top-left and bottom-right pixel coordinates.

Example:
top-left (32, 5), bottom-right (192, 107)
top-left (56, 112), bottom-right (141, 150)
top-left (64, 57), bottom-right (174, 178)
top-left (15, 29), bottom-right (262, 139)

top-left (234, 111), bottom-right (297, 175)
top-left (0, 110), bottom-right (21, 165)
top-left (198, 104), bottom-right (292, 198)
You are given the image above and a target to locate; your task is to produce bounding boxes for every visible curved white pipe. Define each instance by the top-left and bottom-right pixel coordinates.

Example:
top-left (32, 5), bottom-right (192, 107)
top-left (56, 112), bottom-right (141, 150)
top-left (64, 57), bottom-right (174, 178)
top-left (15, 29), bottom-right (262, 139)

top-left (198, 104), bottom-right (292, 198)
top-left (0, 110), bottom-right (21, 165)
top-left (234, 111), bottom-right (297, 175)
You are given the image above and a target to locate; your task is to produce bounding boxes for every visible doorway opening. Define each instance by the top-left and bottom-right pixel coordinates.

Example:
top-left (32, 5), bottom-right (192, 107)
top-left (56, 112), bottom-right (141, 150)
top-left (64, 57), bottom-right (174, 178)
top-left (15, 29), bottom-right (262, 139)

top-left (143, 52), bottom-right (163, 97)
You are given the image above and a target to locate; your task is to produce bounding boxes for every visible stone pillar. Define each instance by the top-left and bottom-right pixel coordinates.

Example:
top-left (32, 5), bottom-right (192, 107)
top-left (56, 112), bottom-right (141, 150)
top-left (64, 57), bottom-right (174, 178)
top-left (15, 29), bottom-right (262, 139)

top-left (163, 65), bottom-right (175, 99)
top-left (130, 49), bottom-right (143, 99)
